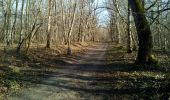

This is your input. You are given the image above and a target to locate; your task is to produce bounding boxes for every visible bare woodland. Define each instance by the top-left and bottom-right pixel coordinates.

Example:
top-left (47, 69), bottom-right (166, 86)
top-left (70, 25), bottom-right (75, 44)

top-left (0, 0), bottom-right (102, 52)
top-left (0, 0), bottom-right (170, 99)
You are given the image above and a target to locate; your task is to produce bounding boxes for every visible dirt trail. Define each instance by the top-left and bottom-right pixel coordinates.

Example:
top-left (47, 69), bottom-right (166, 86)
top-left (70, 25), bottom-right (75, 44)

top-left (6, 43), bottom-right (170, 100)
top-left (7, 44), bottom-right (112, 100)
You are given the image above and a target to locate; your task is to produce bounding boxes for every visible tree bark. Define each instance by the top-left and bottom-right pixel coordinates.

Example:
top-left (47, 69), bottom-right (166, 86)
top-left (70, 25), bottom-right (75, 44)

top-left (127, 1), bottom-right (132, 53)
top-left (46, 0), bottom-right (52, 48)
top-left (129, 0), bottom-right (158, 65)
top-left (16, 0), bottom-right (25, 53)
top-left (115, 0), bottom-right (121, 44)
top-left (11, 0), bottom-right (18, 44)
top-left (67, 0), bottom-right (77, 55)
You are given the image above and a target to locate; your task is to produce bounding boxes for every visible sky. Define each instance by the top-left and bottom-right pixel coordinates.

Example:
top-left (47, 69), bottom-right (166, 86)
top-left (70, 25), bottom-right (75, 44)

top-left (95, 0), bottom-right (109, 26)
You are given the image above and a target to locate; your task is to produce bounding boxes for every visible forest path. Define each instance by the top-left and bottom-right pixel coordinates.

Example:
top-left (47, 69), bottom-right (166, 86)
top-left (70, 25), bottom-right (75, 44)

top-left (7, 43), bottom-right (117, 100)
top-left (6, 43), bottom-right (170, 100)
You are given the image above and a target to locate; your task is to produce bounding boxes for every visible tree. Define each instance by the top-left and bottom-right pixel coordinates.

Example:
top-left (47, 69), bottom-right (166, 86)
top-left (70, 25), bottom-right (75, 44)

top-left (46, 0), bottom-right (52, 48)
top-left (127, 0), bottom-right (132, 53)
top-left (128, 0), bottom-right (158, 65)
top-left (11, 0), bottom-right (18, 45)
top-left (107, 0), bottom-right (123, 44)
top-left (16, 0), bottom-right (25, 52)
top-left (67, 0), bottom-right (77, 55)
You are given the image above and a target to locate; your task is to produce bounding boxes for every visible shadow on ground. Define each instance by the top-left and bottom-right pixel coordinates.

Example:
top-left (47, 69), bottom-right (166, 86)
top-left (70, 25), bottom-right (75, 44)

top-left (5, 44), bottom-right (170, 99)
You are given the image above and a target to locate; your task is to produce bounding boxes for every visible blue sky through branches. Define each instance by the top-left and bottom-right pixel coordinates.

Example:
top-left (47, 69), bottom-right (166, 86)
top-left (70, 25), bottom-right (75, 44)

top-left (95, 0), bottom-right (109, 26)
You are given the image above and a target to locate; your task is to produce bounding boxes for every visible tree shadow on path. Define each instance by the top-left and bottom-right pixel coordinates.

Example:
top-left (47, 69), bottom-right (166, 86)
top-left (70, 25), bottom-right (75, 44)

top-left (7, 45), bottom-right (170, 100)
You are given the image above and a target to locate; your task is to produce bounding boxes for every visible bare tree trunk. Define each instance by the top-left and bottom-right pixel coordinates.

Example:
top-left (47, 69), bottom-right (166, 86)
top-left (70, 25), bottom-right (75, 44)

top-left (115, 0), bottom-right (121, 44)
top-left (77, 0), bottom-right (84, 42)
top-left (129, 0), bottom-right (158, 65)
top-left (115, 16), bottom-right (121, 44)
top-left (60, 0), bottom-right (67, 45)
top-left (46, 0), bottom-right (52, 48)
top-left (16, 0), bottom-right (25, 53)
top-left (11, 0), bottom-right (18, 45)
top-left (67, 0), bottom-right (77, 55)
top-left (127, 1), bottom-right (132, 53)
top-left (26, 23), bottom-right (42, 53)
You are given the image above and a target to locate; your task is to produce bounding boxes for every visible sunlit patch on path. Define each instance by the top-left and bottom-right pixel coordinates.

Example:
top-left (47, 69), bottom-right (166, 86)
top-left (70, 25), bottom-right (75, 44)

top-left (7, 43), bottom-right (170, 100)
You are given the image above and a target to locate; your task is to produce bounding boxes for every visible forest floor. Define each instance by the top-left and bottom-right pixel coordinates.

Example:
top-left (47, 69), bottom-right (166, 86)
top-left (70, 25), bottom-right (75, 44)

top-left (0, 43), bottom-right (170, 100)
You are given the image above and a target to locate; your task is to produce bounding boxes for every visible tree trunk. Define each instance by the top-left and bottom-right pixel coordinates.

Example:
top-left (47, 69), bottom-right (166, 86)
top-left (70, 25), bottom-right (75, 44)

top-left (129, 0), bottom-right (158, 65)
top-left (67, 1), bottom-right (77, 55)
top-left (127, 1), bottom-right (132, 53)
top-left (115, 0), bottom-right (121, 44)
top-left (16, 0), bottom-right (25, 53)
top-left (26, 23), bottom-right (42, 53)
top-left (11, 0), bottom-right (18, 44)
top-left (78, 0), bottom-right (83, 42)
top-left (46, 0), bottom-right (52, 48)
